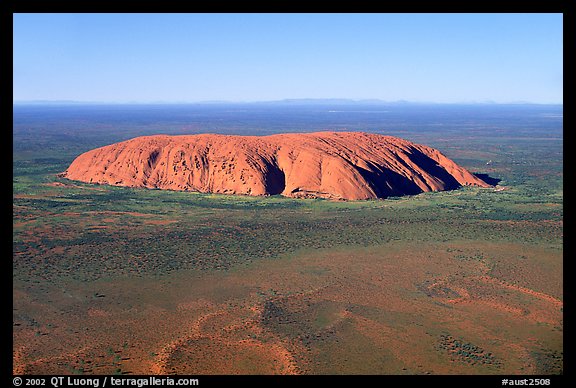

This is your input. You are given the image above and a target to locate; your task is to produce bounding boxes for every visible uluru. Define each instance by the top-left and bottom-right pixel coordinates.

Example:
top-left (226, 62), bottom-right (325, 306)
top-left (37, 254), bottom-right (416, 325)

top-left (62, 131), bottom-right (491, 200)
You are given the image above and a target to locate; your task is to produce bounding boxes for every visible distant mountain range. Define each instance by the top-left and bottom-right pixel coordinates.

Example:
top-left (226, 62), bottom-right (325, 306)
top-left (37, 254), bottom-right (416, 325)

top-left (13, 99), bottom-right (561, 106)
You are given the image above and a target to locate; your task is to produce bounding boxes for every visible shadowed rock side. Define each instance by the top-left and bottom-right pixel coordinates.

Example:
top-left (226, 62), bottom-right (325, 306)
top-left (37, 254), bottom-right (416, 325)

top-left (62, 132), bottom-right (491, 200)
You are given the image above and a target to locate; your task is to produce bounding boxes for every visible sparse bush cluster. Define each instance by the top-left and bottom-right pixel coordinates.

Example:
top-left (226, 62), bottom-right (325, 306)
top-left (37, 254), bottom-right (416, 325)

top-left (437, 334), bottom-right (501, 367)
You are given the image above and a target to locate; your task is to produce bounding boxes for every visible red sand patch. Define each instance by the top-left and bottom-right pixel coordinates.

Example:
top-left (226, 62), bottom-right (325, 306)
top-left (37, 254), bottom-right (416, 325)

top-left (143, 220), bottom-right (177, 225)
top-left (13, 241), bottom-right (562, 374)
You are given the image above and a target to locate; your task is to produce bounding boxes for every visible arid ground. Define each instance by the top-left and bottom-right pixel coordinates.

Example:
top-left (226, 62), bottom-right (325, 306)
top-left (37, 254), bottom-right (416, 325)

top-left (13, 104), bottom-right (562, 374)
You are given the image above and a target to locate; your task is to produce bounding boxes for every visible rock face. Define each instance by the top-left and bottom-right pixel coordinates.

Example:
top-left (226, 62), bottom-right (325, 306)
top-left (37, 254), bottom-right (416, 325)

top-left (62, 132), bottom-right (491, 200)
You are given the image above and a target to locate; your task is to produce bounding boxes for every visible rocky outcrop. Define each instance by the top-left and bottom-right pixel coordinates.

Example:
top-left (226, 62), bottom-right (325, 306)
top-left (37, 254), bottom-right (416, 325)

top-left (62, 132), bottom-right (491, 200)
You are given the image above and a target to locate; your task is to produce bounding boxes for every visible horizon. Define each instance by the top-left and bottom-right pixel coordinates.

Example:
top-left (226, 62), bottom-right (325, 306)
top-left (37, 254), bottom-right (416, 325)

top-left (12, 98), bottom-right (564, 106)
top-left (13, 14), bottom-right (562, 105)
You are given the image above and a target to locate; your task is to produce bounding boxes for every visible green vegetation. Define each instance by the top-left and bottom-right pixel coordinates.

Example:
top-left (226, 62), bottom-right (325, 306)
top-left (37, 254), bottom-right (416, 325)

top-left (437, 334), bottom-right (501, 367)
top-left (13, 129), bottom-right (562, 284)
top-left (12, 104), bottom-right (562, 374)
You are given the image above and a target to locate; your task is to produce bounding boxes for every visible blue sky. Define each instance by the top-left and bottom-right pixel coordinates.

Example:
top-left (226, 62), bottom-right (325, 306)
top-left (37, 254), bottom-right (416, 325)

top-left (13, 13), bottom-right (563, 104)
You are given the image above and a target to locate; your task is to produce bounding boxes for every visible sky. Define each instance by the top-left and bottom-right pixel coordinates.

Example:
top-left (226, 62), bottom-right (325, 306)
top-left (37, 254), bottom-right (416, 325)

top-left (13, 13), bottom-right (563, 104)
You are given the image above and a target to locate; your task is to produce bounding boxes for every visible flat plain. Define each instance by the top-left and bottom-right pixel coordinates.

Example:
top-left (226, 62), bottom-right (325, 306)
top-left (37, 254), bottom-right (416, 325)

top-left (13, 103), bottom-right (563, 374)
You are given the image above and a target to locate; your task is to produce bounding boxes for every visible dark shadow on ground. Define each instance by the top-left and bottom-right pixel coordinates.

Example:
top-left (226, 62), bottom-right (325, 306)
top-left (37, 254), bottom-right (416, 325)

top-left (473, 173), bottom-right (502, 186)
top-left (263, 159), bottom-right (286, 195)
top-left (407, 149), bottom-right (462, 190)
top-left (356, 162), bottom-right (423, 198)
